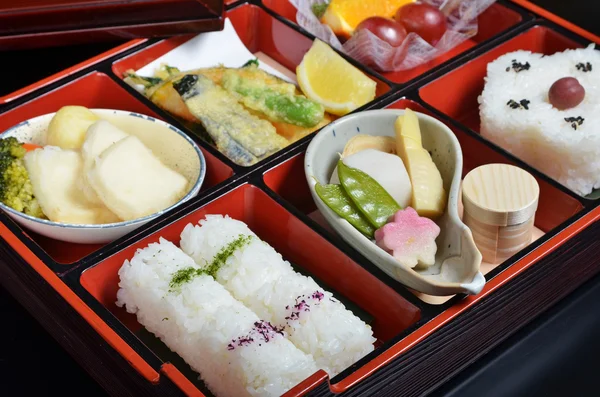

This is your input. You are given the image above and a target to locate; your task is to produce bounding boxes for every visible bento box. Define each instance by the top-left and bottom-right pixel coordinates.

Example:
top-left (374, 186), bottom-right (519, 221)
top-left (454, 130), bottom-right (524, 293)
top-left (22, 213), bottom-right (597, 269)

top-left (1, 1), bottom-right (600, 396)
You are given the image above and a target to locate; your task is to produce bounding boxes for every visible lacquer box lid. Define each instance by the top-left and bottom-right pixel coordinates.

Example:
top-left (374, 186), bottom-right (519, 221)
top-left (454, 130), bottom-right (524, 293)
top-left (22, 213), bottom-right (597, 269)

top-left (0, 0), bottom-right (224, 50)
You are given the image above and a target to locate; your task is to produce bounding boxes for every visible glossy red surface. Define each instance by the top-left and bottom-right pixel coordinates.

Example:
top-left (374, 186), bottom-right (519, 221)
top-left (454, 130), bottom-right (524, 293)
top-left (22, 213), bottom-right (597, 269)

top-left (0, 0), bottom-right (224, 50)
top-left (263, 154), bottom-right (316, 215)
top-left (1, 2), bottom-right (598, 396)
top-left (419, 26), bottom-right (581, 130)
top-left (0, 72), bottom-right (233, 264)
top-left (113, 4), bottom-right (390, 97)
top-left (161, 363), bottom-right (206, 397)
top-left (82, 183), bottom-right (421, 340)
top-left (510, 0), bottom-right (600, 44)
top-left (261, 1), bottom-right (522, 83)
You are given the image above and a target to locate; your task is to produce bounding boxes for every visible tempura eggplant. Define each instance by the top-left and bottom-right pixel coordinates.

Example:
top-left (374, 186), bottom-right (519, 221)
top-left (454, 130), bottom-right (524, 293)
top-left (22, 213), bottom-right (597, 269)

top-left (173, 74), bottom-right (288, 166)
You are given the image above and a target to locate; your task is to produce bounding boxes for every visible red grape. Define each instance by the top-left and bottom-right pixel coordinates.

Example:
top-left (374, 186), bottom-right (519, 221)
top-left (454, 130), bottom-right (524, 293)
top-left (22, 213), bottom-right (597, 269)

top-left (355, 17), bottom-right (408, 47)
top-left (395, 2), bottom-right (447, 46)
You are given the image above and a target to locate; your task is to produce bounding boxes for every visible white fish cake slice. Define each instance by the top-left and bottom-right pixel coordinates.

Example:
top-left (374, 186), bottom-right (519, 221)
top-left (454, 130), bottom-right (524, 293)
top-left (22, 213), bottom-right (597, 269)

top-left (23, 147), bottom-right (120, 224)
top-left (87, 135), bottom-right (188, 221)
top-left (79, 120), bottom-right (129, 205)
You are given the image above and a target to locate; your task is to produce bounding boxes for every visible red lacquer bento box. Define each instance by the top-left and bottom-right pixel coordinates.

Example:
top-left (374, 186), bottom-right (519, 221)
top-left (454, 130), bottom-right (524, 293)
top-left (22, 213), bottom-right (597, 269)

top-left (1, 1), bottom-right (600, 396)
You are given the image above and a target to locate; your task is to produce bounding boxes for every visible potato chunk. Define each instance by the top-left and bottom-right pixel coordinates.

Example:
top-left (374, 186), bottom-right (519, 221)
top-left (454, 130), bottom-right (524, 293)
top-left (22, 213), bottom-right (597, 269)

top-left (46, 106), bottom-right (99, 150)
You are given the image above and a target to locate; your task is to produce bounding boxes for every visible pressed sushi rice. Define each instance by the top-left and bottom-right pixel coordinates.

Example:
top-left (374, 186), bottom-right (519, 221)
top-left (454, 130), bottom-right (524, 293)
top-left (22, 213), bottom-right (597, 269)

top-left (179, 215), bottom-right (376, 376)
top-left (478, 44), bottom-right (600, 196)
top-left (116, 238), bottom-right (318, 397)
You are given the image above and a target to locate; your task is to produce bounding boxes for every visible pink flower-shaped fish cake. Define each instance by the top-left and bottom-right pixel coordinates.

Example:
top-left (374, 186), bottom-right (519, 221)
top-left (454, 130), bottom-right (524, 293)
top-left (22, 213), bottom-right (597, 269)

top-left (374, 207), bottom-right (440, 268)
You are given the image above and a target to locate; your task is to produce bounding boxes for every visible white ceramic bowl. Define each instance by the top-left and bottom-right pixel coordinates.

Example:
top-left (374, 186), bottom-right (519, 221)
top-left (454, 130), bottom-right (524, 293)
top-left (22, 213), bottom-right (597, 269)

top-left (305, 109), bottom-right (484, 296)
top-left (0, 109), bottom-right (206, 244)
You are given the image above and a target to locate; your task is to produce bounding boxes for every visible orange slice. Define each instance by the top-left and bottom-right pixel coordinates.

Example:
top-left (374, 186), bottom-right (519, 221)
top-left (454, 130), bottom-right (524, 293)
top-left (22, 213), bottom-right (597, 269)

top-left (321, 0), bottom-right (416, 38)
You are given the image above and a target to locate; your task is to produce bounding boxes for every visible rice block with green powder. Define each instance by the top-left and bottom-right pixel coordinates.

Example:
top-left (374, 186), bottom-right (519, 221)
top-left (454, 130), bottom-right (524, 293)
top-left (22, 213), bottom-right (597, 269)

top-left (179, 215), bottom-right (376, 377)
top-left (221, 65), bottom-right (325, 128)
top-left (116, 238), bottom-right (319, 397)
top-left (173, 74), bottom-right (289, 166)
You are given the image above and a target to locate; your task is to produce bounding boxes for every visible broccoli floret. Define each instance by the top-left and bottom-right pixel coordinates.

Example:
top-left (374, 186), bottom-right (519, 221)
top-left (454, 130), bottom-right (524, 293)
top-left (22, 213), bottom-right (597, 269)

top-left (0, 137), bottom-right (26, 159)
top-left (0, 138), bottom-right (45, 219)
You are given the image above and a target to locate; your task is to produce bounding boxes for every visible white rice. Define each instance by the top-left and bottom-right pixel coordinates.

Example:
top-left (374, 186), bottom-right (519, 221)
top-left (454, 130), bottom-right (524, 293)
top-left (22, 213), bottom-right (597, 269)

top-left (180, 215), bottom-right (376, 376)
top-left (478, 44), bottom-right (600, 196)
top-left (116, 238), bottom-right (318, 397)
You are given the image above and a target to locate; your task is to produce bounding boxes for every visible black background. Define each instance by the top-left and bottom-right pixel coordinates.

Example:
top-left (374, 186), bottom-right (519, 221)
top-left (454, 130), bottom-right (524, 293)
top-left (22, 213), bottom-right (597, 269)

top-left (1, 0), bottom-right (599, 395)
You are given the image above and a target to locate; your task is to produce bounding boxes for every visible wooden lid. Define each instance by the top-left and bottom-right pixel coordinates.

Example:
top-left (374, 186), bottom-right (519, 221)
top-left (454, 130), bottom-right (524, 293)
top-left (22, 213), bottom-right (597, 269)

top-left (462, 164), bottom-right (540, 227)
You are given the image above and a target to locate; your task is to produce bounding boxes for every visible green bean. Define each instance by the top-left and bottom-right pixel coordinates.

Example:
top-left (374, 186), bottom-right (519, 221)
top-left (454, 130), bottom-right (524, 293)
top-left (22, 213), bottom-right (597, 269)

top-left (221, 70), bottom-right (325, 128)
top-left (315, 183), bottom-right (375, 238)
top-left (337, 160), bottom-right (400, 229)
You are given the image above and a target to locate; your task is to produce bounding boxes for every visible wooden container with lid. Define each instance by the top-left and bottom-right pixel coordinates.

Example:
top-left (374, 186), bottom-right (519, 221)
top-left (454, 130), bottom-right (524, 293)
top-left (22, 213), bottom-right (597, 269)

top-left (462, 163), bottom-right (540, 264)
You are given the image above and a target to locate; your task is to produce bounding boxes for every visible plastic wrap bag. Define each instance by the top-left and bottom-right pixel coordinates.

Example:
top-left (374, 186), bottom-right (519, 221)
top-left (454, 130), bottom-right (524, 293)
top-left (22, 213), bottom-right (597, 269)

top-left (291, 0), bottom-right (497, 72)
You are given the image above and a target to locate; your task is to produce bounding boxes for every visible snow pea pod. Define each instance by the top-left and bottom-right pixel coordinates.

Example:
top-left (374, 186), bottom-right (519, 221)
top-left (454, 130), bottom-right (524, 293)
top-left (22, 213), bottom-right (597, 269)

top-left (315, 183), bottom-right (375, 238)
top-left (337, 159), bottom-right (401, 229)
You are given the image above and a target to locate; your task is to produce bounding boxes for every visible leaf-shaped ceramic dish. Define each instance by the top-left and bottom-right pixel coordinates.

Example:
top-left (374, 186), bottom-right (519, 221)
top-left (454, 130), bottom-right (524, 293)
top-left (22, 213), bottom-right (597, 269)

top-left (305, 109), bottom-right (484, 296)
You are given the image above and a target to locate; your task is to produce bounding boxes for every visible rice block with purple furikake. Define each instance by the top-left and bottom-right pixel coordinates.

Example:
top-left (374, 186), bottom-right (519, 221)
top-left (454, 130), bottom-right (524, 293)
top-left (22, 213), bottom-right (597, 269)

top-left (116, 238), bottom-right (318, 397)
top-left (478, 44), bottom-right (600, 196)
top-left (180, 215), bottom-right (376, 377)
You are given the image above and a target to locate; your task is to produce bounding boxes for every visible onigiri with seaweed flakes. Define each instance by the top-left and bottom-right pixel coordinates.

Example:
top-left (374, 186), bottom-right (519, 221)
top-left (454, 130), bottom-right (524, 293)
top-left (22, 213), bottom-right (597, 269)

top-left (478, 44), bottom-right (600, 196)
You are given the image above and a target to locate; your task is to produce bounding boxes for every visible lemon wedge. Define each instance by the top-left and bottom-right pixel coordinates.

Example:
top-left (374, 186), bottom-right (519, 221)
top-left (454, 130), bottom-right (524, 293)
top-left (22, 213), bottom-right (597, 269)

top-left (297, 39), bottom-right (377, 116)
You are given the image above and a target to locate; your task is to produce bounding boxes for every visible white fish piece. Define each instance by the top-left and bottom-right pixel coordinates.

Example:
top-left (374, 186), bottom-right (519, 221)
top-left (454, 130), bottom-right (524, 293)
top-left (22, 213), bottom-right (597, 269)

top-left (79, 120), bottom-right (129, 205)
top-left (87, 136), bottom-right (188, 221)
top-left (23, 146), bottom-right (119, 224)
